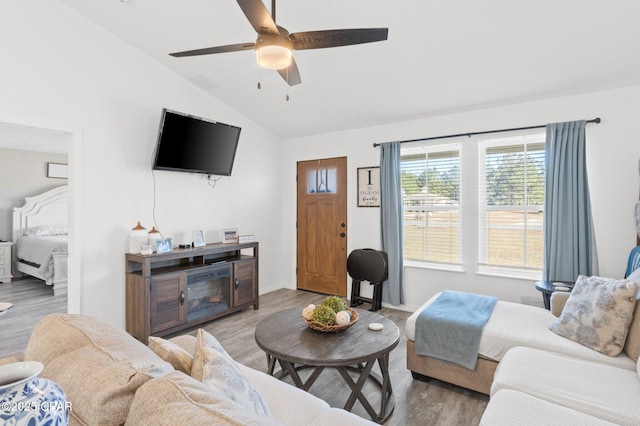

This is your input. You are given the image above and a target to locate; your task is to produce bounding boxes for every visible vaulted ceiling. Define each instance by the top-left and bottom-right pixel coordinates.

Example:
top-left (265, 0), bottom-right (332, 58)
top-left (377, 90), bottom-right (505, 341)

top-left (57, 0), bottom-right (640, 139)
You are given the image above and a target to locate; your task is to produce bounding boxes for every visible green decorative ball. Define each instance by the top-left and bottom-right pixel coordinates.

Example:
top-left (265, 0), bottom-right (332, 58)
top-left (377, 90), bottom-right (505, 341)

top-left (321, 296), bottom-right (346, 313)
top-left (311, 304), bottom-right (336, 326)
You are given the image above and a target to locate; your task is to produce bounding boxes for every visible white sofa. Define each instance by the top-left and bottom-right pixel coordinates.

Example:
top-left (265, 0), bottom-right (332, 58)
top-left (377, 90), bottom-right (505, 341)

top-left (482, 346), bottom-right (640, 425)
top-left (479, 286), bottom-right (640, 425)
top-left (3, 313), bottom-right (376, 426)
top-left (405, 290), bottom-right (638, 394)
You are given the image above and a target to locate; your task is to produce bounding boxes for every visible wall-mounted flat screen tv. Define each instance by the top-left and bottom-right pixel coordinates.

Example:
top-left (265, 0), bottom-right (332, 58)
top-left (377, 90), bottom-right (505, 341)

top-left (152, 108), bottom-right (241, 176)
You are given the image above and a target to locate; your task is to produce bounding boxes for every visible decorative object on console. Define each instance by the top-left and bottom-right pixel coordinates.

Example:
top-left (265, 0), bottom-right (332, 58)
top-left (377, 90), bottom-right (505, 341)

top-left (147, 227), bottom-right (161, 251)
top-left (221, 227), bottom-right (238, 244)
top-left (193, 230), bottom-right (205, 247)
top-left (128, 222), bottom-right (147, 253)
top-left (238, 234), bottom-right (255, 243)
top-left (0, 361), bottom-right (69, 425)
top-left (155, 238), bottom-right (172, 253)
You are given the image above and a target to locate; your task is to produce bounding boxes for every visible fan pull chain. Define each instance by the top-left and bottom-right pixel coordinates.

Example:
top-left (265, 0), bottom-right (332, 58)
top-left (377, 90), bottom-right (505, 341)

top-left (257, 66), bottom-right (262, 91)
top-left (285, 65), bottom-right (290, 101)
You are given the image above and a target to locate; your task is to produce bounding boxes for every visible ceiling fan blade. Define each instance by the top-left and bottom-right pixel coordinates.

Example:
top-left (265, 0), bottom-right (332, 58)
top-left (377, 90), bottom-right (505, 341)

top-left (290, 28), bottom-right (388, 50)
top-left (277, 58), bottom-right (301, 86)
top-left (237, 0), bottom-right (279, 35)
top-left (170, 43), bottom-right (256, 57)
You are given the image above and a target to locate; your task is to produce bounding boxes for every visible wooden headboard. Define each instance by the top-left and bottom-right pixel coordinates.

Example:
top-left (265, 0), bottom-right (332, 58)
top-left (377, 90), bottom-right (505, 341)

top-left (12, 185), bottom-right (68, 242)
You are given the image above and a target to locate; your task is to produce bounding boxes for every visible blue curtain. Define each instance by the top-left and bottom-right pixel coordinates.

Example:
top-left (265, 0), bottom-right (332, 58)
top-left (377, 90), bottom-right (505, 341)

top-left (380, 142), bottom-right (404, 305)
top-left (543, 120), bottom-right (598, 282)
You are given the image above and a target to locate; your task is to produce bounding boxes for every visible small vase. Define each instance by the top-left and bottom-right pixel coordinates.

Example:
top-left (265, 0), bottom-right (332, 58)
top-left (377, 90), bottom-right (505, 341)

top-left (0, 361), bottom-right (69, 425)
top-left (128, 221), bottom-right (147, 254)
top-left (148, 226), bottom-right (162, 252)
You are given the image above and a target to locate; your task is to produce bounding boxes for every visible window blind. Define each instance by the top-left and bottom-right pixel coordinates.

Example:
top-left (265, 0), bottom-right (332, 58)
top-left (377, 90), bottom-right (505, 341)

top-left (479, 137), bottom-right (545, 272)
top-left (401, 144), bottom-right (461, 264)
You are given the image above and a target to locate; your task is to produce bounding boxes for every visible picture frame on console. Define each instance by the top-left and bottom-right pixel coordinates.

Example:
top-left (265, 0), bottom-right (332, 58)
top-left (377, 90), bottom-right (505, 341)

top-left (156, 238), bottom-right (172, 253)
top-left (193, 230), bottom-right (205, 247)
top-left (221, 228), bottom-right (238, 244)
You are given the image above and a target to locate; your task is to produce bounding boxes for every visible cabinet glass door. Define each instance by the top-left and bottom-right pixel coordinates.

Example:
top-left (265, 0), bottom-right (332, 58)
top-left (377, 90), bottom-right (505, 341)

top-left (187, 265), bottom-right (231, 322)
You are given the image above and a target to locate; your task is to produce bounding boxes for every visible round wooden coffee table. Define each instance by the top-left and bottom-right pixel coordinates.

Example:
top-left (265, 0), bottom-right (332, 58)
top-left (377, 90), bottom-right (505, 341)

top-left (254, 306), bottom-right (399, 424)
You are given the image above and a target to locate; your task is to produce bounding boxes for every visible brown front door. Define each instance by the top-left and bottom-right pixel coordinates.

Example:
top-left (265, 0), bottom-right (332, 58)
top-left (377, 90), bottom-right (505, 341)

top-left (296, 157), bottom-right (347, 296)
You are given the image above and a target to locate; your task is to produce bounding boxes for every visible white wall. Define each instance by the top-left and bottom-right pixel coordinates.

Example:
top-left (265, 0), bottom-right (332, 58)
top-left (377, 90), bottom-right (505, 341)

top-left (283, 85), bottom-right (640, 312)
top-left (0, 1), bottom-right (288, 327)
top-left (0, 148), bottom-right (67, 240)
top-left (3, 1), bottom-right (639, 329)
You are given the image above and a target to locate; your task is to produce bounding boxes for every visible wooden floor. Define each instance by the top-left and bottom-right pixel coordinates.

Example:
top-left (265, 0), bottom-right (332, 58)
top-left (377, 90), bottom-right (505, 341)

top-left (0, 284), bottom-right (488, 425)
top-left (0, 277), bottom-right (67, 359)
top-left (172, 289), bottom-right (489, 426)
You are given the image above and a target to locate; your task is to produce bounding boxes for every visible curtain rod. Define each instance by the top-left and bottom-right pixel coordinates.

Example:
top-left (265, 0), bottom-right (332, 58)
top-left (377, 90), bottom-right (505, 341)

top-left (372, 117), bottom-right (601, 147)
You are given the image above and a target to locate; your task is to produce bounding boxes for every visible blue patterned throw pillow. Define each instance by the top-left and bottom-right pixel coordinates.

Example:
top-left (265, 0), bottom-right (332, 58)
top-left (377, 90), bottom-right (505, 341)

top-left (550, 275), bottom-right (638, 356)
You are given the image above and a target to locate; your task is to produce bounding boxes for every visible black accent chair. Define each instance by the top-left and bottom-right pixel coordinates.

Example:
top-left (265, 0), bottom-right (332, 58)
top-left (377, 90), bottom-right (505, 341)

top-left (347, 249), bottom-right (388, 311)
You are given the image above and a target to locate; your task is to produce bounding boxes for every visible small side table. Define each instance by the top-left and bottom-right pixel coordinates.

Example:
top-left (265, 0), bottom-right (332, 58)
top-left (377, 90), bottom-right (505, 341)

top-left (0, 241), bottom-right (13, 284)
top-left (535, 280), bottom-right (574, 310)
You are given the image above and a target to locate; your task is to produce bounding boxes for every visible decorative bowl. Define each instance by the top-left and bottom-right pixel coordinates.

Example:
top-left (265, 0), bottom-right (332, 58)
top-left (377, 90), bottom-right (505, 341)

top-left (302, 307), bottom-right (359, 332)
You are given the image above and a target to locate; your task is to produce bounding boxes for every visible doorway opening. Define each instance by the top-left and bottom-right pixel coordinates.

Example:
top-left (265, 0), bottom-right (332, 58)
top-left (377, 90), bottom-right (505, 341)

top-left (0, 120), bottom-right (80, 357)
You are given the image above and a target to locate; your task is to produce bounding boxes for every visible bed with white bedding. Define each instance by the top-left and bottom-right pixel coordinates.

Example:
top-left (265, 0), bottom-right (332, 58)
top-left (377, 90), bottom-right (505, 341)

top-left (12, 186), bottom-right (68, 295)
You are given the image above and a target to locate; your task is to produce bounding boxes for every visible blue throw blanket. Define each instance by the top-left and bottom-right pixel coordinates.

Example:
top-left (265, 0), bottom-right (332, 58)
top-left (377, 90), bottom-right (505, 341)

top-left (415, 290), bottom-right (497, 370)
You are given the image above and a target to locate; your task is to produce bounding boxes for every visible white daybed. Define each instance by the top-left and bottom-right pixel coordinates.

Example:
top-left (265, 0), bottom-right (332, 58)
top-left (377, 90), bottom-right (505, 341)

top-left (12, 185), bottom-right (68, 296)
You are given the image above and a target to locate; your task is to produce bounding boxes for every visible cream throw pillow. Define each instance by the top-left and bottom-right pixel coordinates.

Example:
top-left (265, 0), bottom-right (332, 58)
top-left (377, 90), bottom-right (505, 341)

top-left (24, 313), bottom-right (174, 425)
top-left (191, 329), bottom-right (270, 418)
top-left (148, 336), bottom-right (193, 374)
top-left (126, 371), bottom-right (282, 425)
top-left (550, 275), bottom-right (638, 356)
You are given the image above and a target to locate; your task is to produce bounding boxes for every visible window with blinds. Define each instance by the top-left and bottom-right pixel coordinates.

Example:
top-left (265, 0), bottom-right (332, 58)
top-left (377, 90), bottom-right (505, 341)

top-left (478, 135), bottom-right (545, 274)
top-left (401, 144), bottom-right (461, 265)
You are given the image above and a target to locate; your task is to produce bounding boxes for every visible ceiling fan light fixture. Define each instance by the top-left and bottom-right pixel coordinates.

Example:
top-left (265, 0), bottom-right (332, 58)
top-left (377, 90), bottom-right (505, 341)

top-left (256, 45), bottom-right (292, 70)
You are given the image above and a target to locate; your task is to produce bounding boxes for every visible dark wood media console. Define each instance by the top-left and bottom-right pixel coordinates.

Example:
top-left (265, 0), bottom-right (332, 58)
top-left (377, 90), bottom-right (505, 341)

top-left (125, 241), bottom-right (258, 343)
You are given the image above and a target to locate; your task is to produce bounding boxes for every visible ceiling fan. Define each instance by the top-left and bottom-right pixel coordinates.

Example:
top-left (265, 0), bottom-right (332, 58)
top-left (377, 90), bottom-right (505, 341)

top-left (169, 0), bottom-right (388, 86)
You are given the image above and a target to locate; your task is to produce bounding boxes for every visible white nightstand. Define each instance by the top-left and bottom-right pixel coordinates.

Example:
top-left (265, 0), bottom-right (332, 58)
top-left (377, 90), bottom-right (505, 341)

top-left (0, 241), bottom-right (13, 283)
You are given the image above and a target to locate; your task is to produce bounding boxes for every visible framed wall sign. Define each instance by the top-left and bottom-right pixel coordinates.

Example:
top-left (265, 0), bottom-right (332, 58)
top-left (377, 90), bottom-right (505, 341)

top-left (357, 166), bottom-right (381, 207)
